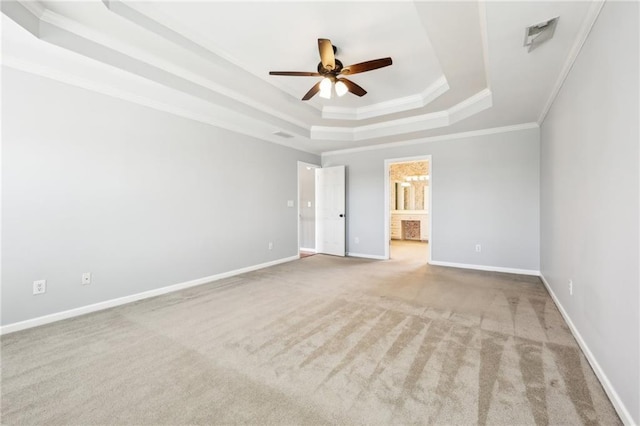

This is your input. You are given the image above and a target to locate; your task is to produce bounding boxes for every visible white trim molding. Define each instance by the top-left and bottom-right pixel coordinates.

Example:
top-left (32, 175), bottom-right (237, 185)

top-left (539, 274), bottom-right (634, 426)
top-left (99, 0), bottom-right (309, 132)
top-left (346, 252), bottom-right (387, 260)
top-left (322, 122), bottom-right (539, 157)
top-left (322, 76), bottom-right (450, 121)
top-left (312, 89), bottom-right (492, 142)
top-left (429, 260), bottom-right (540, 276)
top-left (0, 255), bottom-right (299, 335)
top-left (1, 56), bottom-right (311, 153)
top-left (537, 0), bottom-right (605, 125)
top-left (477, 0), bottom-right (492, 90)
top-left (1, 0), bottom-right (311, 138)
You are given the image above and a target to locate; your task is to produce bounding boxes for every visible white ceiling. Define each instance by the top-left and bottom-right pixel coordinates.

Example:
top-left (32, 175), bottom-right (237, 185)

top-left (1, 1), bottom-right (599, 154)
top-left (151, 2), bottom-right (445, 109)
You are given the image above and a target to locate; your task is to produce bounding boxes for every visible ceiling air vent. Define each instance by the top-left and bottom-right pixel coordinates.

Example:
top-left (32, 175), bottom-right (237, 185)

top-left (524, 17), bottom-right (559, 52)
top-left (272, 131), bottom-right (293, 139)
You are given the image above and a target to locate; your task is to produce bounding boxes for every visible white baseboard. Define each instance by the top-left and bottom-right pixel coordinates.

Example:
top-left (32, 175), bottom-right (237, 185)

top-left (299, 247), bottom-right (317, 253)
top-left (428, 260), bottom-right (540, 276)
top-left (539, 274), bottom-right (634, 426)
top-left (347, 252), bottom-right (387, 260)
top-left (0, 255), bottom-right (299, 336)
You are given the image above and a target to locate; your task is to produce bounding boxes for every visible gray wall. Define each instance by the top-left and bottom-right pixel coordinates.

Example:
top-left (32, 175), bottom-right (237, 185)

top-left (1, 68), bottom-right (319, 326)
top-left (323, 127), bottom-right (540, 271)
top-left (540, 2), bottom-right (639, 423)
top-left (298, 162), bottom-right (317, 250)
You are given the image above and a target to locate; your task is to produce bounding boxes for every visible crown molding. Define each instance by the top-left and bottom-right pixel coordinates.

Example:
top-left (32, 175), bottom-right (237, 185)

top-left (537, 0), bottom-right (605, 125)
top-left (321, 122), bottom-right (539, 157)
top-left (101, 0), bottom-right (469, 129)
top-left (478, 0), bottom-right (492, 90)
top-left (0, 0), bottom-right (44, 37)
top-left (102, 0), bottom-right (252, 81)
top-left (5, 0), bottom-right (312, 138)
top-left (312, 89), bottom-right (492, 142)
top-left (18, 0), bottom-right (45, 17)
top-left (2, 56), bottom-right (316, 154)
top-left (321, 76), bottom-right (450, 121)
top-left (101, 0), bottom-right (319, 131)
top-left (5, 0), bottom-right (550, 155)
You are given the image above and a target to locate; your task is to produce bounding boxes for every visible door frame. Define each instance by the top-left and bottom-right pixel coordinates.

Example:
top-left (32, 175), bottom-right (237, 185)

top-left (297, 161), bottom-right (320, 255)
top-left (383, 155), bottom-right (433, 262)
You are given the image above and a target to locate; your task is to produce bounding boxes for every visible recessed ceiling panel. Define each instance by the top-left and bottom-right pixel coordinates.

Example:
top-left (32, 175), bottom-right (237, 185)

top-left (150, 1), bottom-right (445, 109)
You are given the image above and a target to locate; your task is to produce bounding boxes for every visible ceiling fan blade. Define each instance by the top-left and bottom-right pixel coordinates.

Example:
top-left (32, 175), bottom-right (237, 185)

top-left (339, 78), bottom-right (367, 97)
top-left (318, 38), bottom-right (336, 71)
top-left (302, 81), bottom-right (322, 101)
top-left (341, 57), bottom-right (393, 75)
top-left (269, 71), bottom-right (322, 77)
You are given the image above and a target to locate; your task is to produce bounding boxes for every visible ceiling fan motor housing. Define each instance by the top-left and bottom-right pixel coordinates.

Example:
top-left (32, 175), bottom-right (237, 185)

top-left (318, 59), bottom-right (343, 76)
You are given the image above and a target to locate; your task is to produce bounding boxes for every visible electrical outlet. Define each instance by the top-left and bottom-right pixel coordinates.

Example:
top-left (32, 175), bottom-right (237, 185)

top-left (354, 237), bottom-right (360, 244)
top-left (568, 279), bottom-right (573, 296)
top-left (82, 272), bottom-right (91, 285)
top-left (33, 280), bottom-right (46, 295)
top-left (475, 244), bottom-right (482, 253)
top-left (268, 242), bottom-right (273, 250)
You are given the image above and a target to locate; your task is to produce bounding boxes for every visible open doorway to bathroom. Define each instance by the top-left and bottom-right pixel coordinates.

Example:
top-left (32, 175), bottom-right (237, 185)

top-left (298, 162), bottom-right (319, 258)
top-left (384, 156), bottom-right (431, 262)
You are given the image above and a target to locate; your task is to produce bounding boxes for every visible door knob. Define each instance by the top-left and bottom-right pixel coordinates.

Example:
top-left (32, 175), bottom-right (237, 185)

top-left (339, 214), bottom-right (345, 218)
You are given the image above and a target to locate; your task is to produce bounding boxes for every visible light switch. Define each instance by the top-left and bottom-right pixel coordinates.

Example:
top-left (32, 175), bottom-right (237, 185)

top-left (287, 200), bottom-right (294, 207)
top-left (307, 201), bottom-right (312, 208)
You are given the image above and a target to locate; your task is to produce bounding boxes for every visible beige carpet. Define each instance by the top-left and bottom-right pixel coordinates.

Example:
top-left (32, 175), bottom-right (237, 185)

top-left (1, 241), bottom-right (620, 425)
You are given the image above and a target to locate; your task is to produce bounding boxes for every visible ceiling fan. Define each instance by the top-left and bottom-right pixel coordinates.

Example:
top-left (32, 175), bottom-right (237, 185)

top-left (269, 38), bottom-right (393, 101)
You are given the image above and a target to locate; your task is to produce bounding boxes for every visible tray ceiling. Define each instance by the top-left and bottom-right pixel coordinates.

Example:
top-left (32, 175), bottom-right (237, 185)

top-left (1, 1), bottom-right (599, 154)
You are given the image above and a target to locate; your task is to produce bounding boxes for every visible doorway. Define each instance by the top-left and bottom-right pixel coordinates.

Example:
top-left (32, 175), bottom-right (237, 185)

top-left (298, 162), bottom-right (319, 257)
top-left (384, 156), bottom-right (432, 262)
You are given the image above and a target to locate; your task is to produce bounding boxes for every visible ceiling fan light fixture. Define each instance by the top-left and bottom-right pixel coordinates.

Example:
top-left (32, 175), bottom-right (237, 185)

top-left (319, 77), bottom-right (332, 99)
top-left (335, 80), bottom-right (348, 97)
top-left (269, 38), bottom-right (392, 100)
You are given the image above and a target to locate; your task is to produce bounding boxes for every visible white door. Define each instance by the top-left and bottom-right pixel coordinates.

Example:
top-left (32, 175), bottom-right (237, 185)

top-left (316, 165), bottom-right (345, 256)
